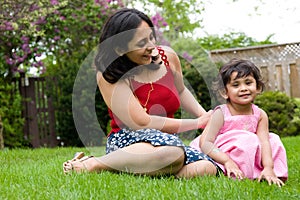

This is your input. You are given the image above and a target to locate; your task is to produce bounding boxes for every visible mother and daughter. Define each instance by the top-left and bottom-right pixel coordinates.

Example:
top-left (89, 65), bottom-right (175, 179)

top-left (63, 8), bottom-right (288, 187)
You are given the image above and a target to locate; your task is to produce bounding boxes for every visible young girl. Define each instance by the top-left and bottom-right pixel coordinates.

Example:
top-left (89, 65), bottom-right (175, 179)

top-left (190, 58), bottom-right (288, 187)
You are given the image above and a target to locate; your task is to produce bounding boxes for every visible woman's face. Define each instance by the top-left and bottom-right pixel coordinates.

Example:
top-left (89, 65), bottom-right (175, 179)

top-left (125, 21), bottom-right (156, 65)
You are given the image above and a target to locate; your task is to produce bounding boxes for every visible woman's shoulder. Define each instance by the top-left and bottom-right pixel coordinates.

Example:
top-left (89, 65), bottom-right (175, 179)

top-left (97, 71), bottom-right (128, 88)
top-left (157, 45), bottom-right (180, 72)
top-left (158, 45), bottom-right (177, 58)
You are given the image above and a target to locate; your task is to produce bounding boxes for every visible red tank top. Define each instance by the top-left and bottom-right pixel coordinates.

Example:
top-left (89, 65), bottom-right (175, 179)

top-left (108, 48), bottom-right (180, 136)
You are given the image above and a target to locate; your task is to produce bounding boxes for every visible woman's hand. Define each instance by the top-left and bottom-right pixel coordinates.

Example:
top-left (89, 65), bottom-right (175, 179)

top-left (197, 110), bottom-right (213, 129)
top-left (224, 159), bottom-right (245, 180)
top-left (258, 167), bottom-right (285, 187)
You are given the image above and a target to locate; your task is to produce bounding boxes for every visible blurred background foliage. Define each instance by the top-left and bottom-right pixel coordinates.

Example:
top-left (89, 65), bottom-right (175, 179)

top-left (0, 0), bottom-right (298, 148)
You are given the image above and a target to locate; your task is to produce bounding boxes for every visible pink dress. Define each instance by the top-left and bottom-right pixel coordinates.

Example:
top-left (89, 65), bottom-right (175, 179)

top-left (190, 104), bottom-right (288, 180)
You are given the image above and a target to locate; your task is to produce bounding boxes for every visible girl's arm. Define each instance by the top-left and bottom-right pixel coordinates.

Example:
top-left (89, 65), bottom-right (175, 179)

top-left (256, 109), bottom-right (285, 187)
top-left (200, 108), bottom-right (244, 179)
top-left (97, 71), bottom-right (211, 134)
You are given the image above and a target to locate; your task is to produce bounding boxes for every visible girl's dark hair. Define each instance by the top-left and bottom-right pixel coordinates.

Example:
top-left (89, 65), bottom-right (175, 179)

top-left (94, 8), bottom-right (156, 83)
top-left (216, 58), bottom-right (265, 91)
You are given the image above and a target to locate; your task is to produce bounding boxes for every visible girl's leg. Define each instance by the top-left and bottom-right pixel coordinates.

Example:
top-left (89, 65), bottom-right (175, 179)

top-left (175, 160), bottom-right (217, 178)
top-left (64, 142), bottom-right (185, 175)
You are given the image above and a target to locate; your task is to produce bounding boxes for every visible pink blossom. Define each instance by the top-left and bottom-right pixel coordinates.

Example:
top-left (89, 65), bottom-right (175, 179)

top-left (35, 16), bottom-right (47, 25)
top-left (21, 44), bottom-right (31, 54)
top-left (21, 43), bottom-right (29, 51)
top-left (50, 0), bottom-right (59, 5)
top-left (21, 36), bottom-right (29, 43)
top-left (37, 61), bottom-right (44, 67)
top-left (4, 22), bottom-right (14, 31)
top-left (35, 53), bottom-right (42, 57)
top-left (29, 4), bottom-right (39, 12)
top-left (54, 10), bottom-right (60, 15)
top-left (12, 53), bottom-right (18, 59)
top-left (17, 56), bottom-right (26, 63)
top-left (162, 21), bottom-right (168, 27)
top-left (53, 36), bottom-right (60, 41)
top-left (5, 57), bottom-right (14, 65)
top-left (182, 52), bottom-right (193, 62)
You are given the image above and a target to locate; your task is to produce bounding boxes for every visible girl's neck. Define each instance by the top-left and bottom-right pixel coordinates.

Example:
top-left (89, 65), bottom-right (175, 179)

top-left (226, 102), bottom-right (253, 115)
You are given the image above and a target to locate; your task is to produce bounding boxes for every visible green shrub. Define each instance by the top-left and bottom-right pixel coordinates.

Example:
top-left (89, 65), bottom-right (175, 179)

top-left (0, 80), bottom-right (27, 148)
top-left (255, 91), bottom-right (300, 137)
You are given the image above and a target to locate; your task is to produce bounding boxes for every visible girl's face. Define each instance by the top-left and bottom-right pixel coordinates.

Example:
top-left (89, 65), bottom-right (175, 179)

top-left (125, 21), bottom-right (156, 65)
top-left (224, 72), bottom-right (259, 105)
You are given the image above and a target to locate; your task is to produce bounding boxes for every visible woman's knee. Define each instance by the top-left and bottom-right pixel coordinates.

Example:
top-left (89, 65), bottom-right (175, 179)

top-left (155, 146), bottom-right (185, 165)
top-left (148, 146), bottom-right (185, 174)
top-left (123, 145), bottom-right (185, 175)
top-left (124, 143), bottom-right (185, 172)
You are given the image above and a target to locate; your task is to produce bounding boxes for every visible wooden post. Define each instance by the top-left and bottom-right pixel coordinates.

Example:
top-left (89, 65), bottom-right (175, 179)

top-left (290, 59), bottom-right (300, 98)
top-left (0, 115), bottom-right (4, 149)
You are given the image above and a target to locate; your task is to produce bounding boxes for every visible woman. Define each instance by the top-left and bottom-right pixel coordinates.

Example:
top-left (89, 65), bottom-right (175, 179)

top-left (63, 8), bottom-right (219, 178)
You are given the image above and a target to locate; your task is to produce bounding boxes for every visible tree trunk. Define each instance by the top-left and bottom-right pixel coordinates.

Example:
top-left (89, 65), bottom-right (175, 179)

top-left (0, 115), bottom-right (4, 149)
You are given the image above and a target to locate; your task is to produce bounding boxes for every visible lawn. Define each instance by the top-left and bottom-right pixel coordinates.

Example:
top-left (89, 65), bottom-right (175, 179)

top-left (1, 136), bottom-right (299, 200)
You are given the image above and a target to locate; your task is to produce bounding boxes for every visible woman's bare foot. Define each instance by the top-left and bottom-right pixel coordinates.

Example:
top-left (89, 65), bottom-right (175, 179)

top-left (63, 155), bottom-right (99, 174)
top-left (63, 152), bottom-right (100, 174)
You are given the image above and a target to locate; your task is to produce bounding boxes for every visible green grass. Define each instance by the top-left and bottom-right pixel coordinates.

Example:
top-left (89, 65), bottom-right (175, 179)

top-left (1, 136), bottom-right (300, 200)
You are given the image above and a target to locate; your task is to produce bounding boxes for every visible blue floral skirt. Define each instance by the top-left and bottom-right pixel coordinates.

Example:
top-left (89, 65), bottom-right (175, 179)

top-left (106, 128), bottom-right (220, 170)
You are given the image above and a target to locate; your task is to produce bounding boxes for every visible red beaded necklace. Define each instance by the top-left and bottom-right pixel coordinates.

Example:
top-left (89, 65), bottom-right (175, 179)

top-left (129, 46), bottom-right (169, 112)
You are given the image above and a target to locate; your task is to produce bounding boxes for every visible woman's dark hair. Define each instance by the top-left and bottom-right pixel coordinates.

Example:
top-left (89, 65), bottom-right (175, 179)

top-left (94, 8), bottom-right (156, 83)
top-left (215, 58), bottom-right (265, 92)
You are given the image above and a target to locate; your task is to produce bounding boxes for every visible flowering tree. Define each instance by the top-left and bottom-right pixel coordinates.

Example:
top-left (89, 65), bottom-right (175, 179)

top-left (0, 0), bottom-right (126, 79)
top-left (0, 0), bottom-right (125, 147)
top-left (0, 0), bottom-right (208, 79)
top-left (1, 0), bottom-right (64, 77)
top-left (0, 0), bottom-right (208, 147)
top-left (129, 0), bottom-right (204, 34)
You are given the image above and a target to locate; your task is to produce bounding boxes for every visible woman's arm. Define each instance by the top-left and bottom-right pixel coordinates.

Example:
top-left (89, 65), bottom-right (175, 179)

top-left (97, 72), bottom-right (210, 134)
top-left (162, 46), bottom-right (207, 117)
top-left (256, 109), bottom-right (284, 186)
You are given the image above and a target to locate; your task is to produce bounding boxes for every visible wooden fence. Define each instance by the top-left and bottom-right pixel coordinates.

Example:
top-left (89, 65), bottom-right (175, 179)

top-left (17, 73), bottom-right (57, 148)
top-left (209, 42), bottom-right (300, 98)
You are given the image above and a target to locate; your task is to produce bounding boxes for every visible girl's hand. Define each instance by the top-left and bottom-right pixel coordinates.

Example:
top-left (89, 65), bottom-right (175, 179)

top-left (258, 167), bottom-right (285, 187)
top-left (224, 159), bottom-right (245, 180)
